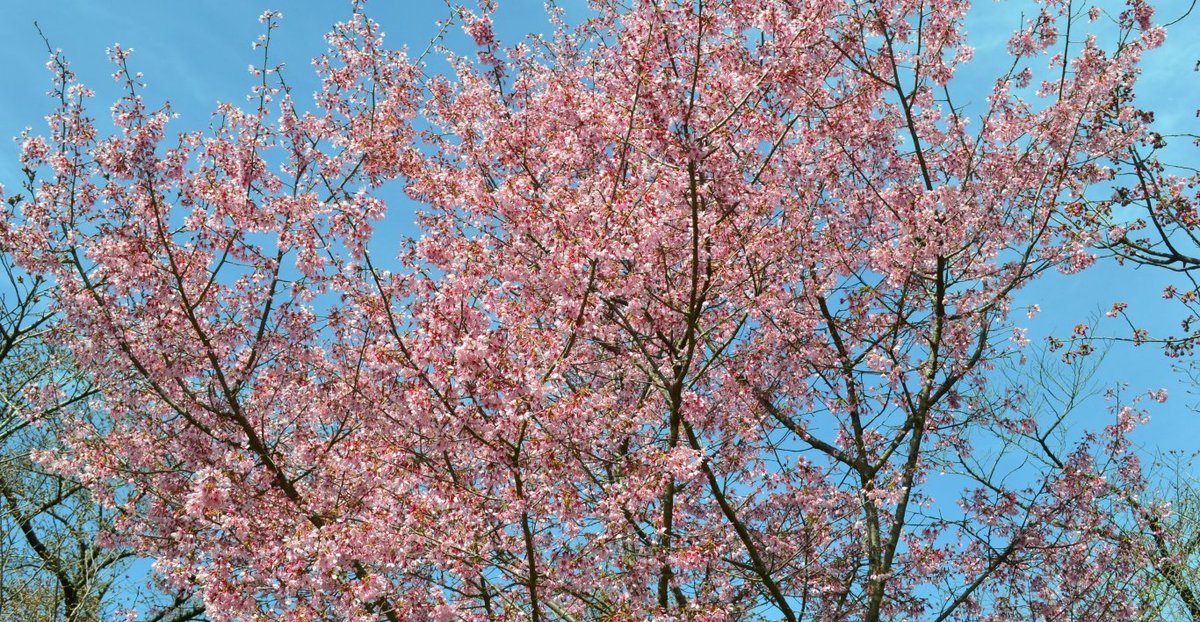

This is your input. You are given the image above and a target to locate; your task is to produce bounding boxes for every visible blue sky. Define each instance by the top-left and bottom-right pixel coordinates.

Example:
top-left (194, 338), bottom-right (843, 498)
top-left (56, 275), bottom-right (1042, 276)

top-left (0, 1), bottom-right (1196, 453)
top-left (9, 3), bottom-right (1193, 411)
top-left (1, 0), bottom-right (1197, 443)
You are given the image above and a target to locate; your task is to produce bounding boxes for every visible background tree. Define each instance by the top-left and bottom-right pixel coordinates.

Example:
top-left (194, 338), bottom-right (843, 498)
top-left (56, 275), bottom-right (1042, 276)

top-left (2, 0), bottom-right (1189, 620)
top-left (0, 215), bottom-right (118, 622)
top-left (1, 157), bottom-right (205, 622)
top-left (1052, 19), bottom-right (1200, 619)
top-left (1070, 39), bottom-right (1200, 356)
top-left (960, 335), bottom-right (1200, 621)
top-left (1123, 451), bottom-right (1200, 621)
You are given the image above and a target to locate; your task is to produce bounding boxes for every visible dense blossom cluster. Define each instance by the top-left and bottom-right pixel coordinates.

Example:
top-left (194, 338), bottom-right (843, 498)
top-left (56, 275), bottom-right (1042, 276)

top-left (0, 0), bottom-right (1186, 619)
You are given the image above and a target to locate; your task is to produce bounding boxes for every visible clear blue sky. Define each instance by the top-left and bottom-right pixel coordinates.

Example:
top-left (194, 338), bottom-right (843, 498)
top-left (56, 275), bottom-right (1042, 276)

top-left (1, 0), bottom-right (1198, 509)
top-left (0, 1), bottom-right (1197, 616)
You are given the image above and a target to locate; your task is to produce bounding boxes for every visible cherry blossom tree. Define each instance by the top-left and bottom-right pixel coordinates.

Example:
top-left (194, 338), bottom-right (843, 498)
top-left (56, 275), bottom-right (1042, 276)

top-left (2, 0), bottom-right (1185, 619)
